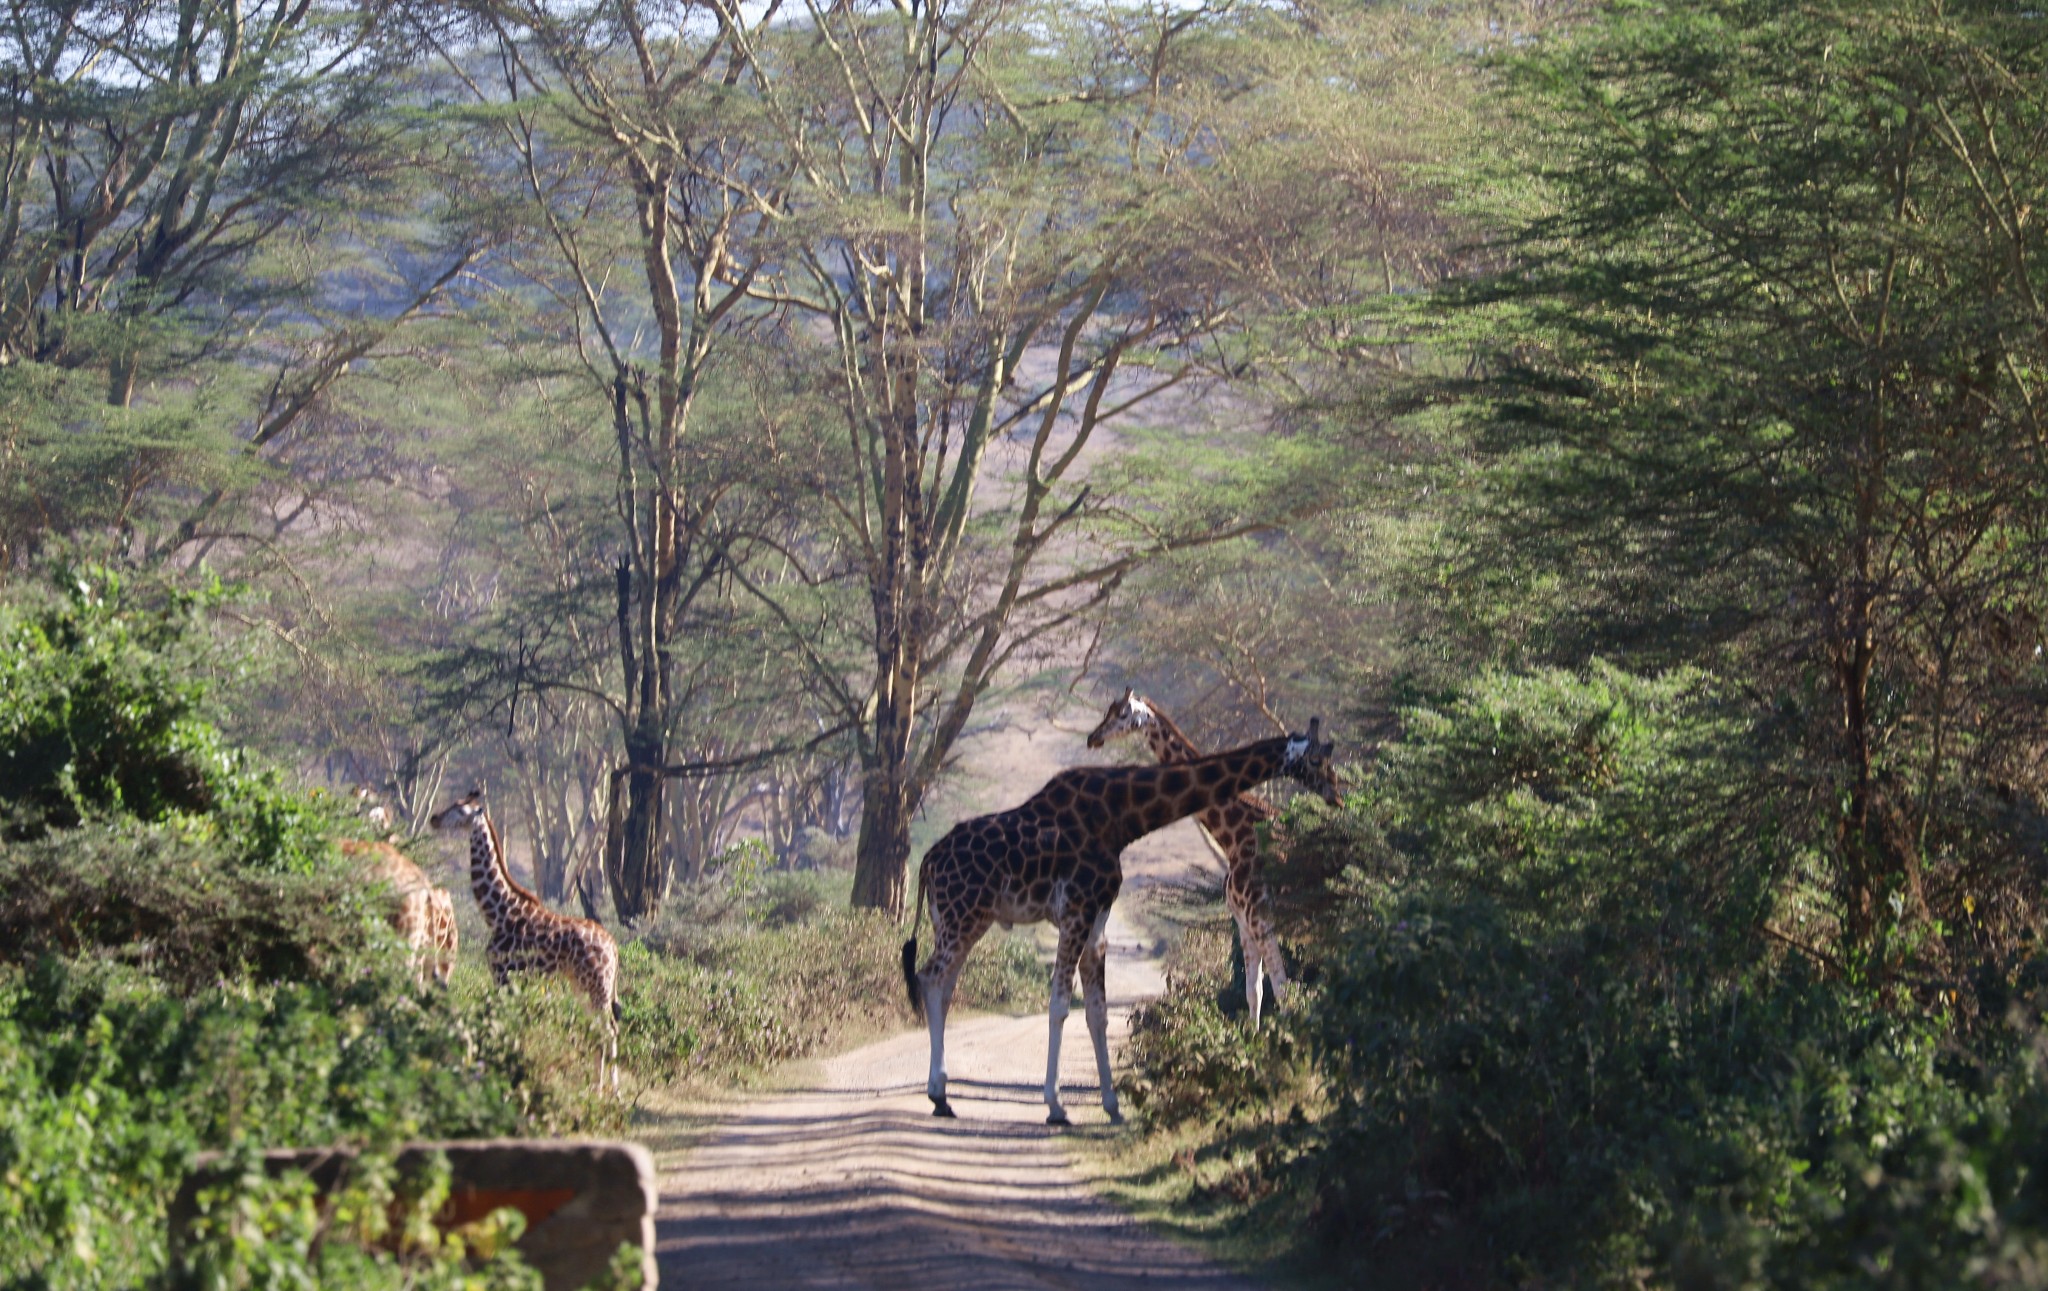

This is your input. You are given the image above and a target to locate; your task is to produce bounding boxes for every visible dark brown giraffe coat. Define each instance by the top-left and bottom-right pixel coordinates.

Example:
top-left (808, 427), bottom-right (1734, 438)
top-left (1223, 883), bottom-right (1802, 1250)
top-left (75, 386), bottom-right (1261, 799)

top-left (1087, 690), bottom-right (1290, 1026)
top-left (903, 726), bottom-right (1338, 1125)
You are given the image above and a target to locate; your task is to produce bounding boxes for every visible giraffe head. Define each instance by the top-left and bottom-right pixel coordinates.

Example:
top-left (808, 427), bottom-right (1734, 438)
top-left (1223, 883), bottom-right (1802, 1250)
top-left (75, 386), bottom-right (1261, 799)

top-left (429, 788), bottom-right (486, 832)
top-left (1085, 688), bottom-right (1157, 749)
top-left (1281, 717), bottom-right (1343, 806)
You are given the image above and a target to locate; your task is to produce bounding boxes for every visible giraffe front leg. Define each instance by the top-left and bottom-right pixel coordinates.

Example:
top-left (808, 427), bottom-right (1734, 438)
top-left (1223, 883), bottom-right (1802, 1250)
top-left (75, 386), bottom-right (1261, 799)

top-left (1262, 930), bottom-right (1291, 1017)
top-left (1045, 925), bottom-right (1086, 1126)
top-left (1080, 913), bottom-right (1120, 1124)
top-left (1232, 910), bottom-right (1269, 1029)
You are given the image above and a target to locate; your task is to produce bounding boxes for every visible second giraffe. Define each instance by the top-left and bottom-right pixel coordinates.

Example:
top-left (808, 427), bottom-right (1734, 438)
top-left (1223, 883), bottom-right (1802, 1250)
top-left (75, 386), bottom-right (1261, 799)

top-left (1088, 689), bottom-right (1291, 1028)
top-left (431, 790), bottom-right (623, 1092)
top-left (902, 720), bottom-right (1340, 1125)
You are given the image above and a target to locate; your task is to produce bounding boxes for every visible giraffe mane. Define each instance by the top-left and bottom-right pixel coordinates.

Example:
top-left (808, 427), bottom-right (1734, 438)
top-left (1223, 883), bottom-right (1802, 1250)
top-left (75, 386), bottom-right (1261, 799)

top-left (481, 810), bottom-right (549, 909)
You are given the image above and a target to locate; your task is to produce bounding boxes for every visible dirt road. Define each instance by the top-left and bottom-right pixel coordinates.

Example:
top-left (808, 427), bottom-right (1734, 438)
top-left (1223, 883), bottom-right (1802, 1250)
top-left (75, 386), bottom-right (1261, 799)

top-left (650, 702), bottom-right (1263, 1290)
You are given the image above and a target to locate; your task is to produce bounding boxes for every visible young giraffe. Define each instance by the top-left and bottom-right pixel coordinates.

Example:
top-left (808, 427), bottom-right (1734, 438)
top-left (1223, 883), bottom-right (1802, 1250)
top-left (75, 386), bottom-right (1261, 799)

top-left (903, 721), bottom-right (1340, 1125)
top-left (430, 790), bottom-right (623, 1092)
top-left (336, 838), bottom-right (458, 987)
top-left (1087, 689), bottom-right (1290, 1027)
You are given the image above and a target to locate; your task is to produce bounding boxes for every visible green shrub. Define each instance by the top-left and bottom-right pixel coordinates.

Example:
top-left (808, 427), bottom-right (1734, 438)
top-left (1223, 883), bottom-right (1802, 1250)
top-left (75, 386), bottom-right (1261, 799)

top-left (167, 1145), bottom-right (546, 1291)
top-left (0, 955), bottom-right (529, 1288)
top-left (0, 568), bottom-right (345, 873)
top-left (1121, 927), bottom-right (1308, 1126)
top-left (0, 826), bottom-right (382, 992)
top-left (1120, 661), bottom-right (2048, 1285)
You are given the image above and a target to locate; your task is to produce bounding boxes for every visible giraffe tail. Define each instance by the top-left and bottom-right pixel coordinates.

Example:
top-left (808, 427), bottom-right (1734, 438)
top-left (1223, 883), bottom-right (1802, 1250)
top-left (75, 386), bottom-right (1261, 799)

top-left (902, 861), bottom-right (930, 1022)
top-left (612, 997), bottom-right (623, 1023)
top-left (902, 937), bottom-right (923, 1022)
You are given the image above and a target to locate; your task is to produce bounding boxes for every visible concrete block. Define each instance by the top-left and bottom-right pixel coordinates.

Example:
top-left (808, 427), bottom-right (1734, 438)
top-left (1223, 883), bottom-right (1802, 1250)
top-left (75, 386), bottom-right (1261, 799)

top-left (169, 1138), bottom-right (657, 1290)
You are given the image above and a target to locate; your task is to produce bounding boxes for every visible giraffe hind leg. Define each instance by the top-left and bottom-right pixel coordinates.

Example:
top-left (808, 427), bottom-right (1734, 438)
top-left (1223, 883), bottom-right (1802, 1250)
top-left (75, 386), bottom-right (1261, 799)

top-left (1045, 918), bottom-right (1093, 1127)
top-left (921, 917), bottom-right (988, 1119)
top-left (1080, 915), bottom-right (1120, 1124)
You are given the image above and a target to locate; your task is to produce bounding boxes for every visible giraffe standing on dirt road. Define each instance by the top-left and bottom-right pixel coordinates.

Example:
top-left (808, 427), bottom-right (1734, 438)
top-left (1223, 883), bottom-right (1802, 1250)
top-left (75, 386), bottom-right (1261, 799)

top-left (902, 721), bottom-right (1341, 1126)
top-left (1087, 689), bottom-right (1293, 1028)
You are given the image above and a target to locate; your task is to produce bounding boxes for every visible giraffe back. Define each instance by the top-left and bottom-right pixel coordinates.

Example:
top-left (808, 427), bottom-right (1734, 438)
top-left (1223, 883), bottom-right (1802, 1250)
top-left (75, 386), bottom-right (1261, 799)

top-left (338, 838), bottom-right (459, 981)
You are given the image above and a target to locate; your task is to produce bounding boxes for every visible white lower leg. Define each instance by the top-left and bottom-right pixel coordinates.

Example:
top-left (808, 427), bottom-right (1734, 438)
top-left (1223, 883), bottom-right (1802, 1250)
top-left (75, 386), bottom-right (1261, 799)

top-left (1044, 984), bottom-right (1072, 1123)
top-left (1246, 953), bottom-right (1267, 1029)
top-left (1265, 940), bottom-right (1290, 1014)
top-left (1084, 982), bottom-right (1117, 1121)
top-left (1235, 917), bottom-right (1264, 1027)
top-left (925, 975), bottom-right (951, 1110)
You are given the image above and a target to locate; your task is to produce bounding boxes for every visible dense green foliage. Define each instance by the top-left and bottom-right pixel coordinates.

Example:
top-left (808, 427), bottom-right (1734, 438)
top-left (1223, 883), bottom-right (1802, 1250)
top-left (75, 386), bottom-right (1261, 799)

top-left (1124, 662), bottom-right (2048, 1286)
top-left (0, 570), bottom-right (1041, 1287)
top-left (1112, 3), bottom-right (2048, 1282)
top-left (1444, 0), bottom-right (2048, 954)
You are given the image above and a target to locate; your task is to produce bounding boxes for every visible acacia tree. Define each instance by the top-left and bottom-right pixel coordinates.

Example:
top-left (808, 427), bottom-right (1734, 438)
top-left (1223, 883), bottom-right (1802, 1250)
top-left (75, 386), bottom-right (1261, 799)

top-left (0, 1), bottom-right (481, 574)
top-left (1459, 0), bottom-right (2048, 955)
top-left (413, 0), bottom-right (835, 920)
top-left (719, 0), bottom-right (1332, 913)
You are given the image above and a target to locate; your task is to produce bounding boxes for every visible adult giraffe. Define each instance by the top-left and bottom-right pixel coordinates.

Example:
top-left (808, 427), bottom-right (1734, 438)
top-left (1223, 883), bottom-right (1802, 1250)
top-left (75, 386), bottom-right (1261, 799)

top-left (335, 838), bottom-right (457, 988)
top-left (1087, 689), bottom-right (1290, 1027)
top-left (903, 720), bottom-right (1340, 1125)
top-left (430, 789), bottom-right (623, 1092)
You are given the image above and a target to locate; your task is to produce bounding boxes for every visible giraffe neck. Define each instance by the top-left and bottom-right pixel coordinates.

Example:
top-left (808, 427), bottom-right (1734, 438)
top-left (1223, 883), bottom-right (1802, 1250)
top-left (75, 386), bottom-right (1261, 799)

top-left (469, 813), bottom-right (541, 928)
top-left (1103, 737), bottom-right (1290, 853)
top-left (1140, 708), bottom-right (1204, 765)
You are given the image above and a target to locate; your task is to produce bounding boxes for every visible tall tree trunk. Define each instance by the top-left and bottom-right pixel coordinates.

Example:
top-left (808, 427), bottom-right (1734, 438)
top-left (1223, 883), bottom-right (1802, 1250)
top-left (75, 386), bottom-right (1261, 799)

top-left (608, 726), bottom-right (669, 923)
top-left (852, 762), bottom-right (912, 915)
top-left (851, 657), bottom-right (918, 915)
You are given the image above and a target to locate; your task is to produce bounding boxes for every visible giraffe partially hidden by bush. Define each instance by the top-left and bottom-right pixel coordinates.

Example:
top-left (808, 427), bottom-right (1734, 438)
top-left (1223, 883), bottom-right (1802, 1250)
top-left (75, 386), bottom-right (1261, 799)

top-left (1087, 689), bottom-right (1292, 1028)
top-left (903, 721), bottom-right (1341, 1125)
top-left (335, 838), bottom-right (458, 988)
top-left (430, 790), bottom-right (623, 1093)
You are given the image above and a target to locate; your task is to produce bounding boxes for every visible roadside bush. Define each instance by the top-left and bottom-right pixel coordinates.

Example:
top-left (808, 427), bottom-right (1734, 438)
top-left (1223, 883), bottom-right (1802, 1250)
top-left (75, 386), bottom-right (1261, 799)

top-left (618, 868), bottom-right (1044, 1088)
top-left (1120, 660), bottom-right (2048, 1285)
top-left (1122, 927), bottom-right (1309, 1126)
top-left (0, 955), bottom-right (528, 1288)
top-left (0, 568), bottom-right (344, 873)
top-left (0, 826), bottom-right (381, 991)
top-left (167, 1145), bottom-right (546, 1290)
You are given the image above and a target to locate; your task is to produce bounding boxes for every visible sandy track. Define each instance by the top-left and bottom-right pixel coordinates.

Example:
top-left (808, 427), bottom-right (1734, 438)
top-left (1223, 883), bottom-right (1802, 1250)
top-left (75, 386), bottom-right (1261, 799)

top-left (652, 699), bottom-right (1260, 1290)
top-left (650, 886), bottom-right (1258, 1291)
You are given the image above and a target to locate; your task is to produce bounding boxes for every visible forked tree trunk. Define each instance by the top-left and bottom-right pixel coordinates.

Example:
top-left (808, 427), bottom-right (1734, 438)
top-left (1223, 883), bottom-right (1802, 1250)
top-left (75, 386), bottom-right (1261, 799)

top-left (851, 669), bottom-right (918, 916)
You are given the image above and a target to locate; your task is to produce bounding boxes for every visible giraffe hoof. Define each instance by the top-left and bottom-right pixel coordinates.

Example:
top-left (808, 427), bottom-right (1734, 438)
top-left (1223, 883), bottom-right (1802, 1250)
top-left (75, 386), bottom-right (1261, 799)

top-left (931, 1099), bottom-right (957, 1119)
top-left (1046, 1110), bottom-right (1070, 1127)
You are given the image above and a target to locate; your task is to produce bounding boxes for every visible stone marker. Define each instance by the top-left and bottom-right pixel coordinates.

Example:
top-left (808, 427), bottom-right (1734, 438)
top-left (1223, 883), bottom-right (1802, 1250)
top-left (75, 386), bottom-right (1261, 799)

top-left (169, 1138), bottom-right (657, 1290)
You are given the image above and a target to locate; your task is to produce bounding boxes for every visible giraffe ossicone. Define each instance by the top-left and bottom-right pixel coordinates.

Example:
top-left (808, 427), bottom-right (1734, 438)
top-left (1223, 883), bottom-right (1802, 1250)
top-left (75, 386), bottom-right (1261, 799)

top-left (431, 789), bottom-right (623, 1093)
top-left (902, 720), bottom-right (1340, 1126)
top-left (1086, 691), bottom-right (1319, 1029)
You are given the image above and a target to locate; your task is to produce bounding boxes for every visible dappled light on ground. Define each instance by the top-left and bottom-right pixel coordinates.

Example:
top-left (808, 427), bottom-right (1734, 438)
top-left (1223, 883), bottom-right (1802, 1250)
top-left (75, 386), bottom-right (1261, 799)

top-left (656, 854), bottom-right (1264, 1290)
